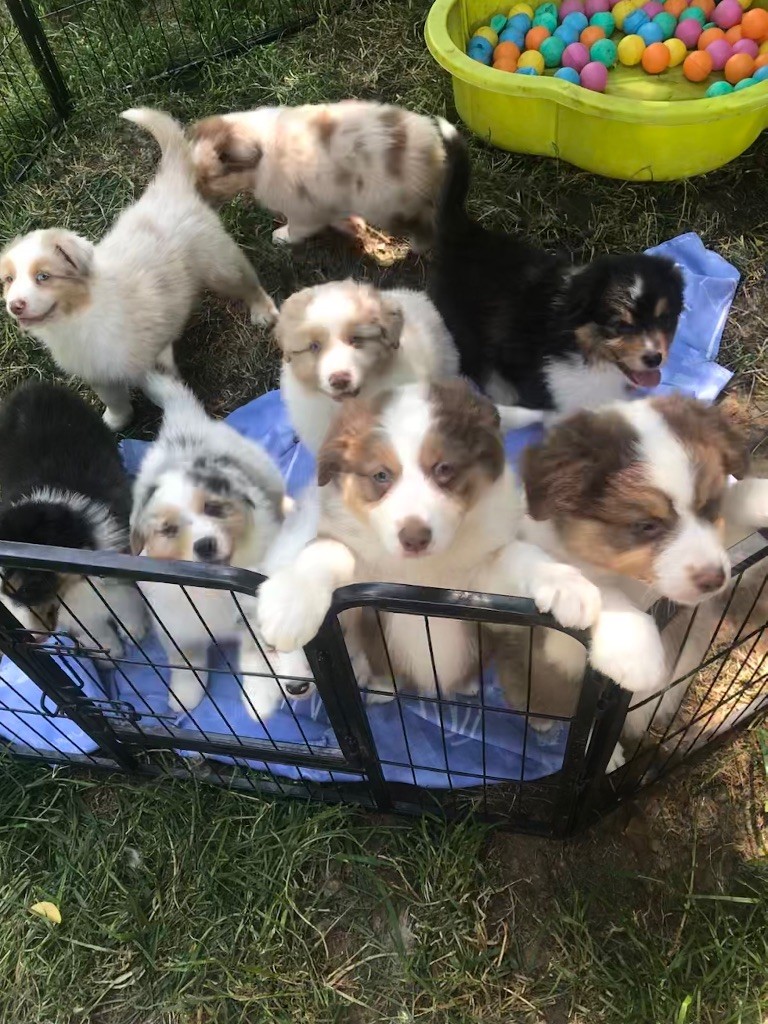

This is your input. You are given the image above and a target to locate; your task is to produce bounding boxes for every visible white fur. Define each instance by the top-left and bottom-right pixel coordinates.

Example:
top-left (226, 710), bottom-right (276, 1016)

top-left (1, 108), bottom-right (275, 431)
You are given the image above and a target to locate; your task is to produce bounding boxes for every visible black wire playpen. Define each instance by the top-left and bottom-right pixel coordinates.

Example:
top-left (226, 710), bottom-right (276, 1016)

top-left (0, 524), bottom-right (766, 838)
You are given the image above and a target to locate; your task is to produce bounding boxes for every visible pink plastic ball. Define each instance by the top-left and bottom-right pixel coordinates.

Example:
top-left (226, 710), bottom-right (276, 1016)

top-left (643, 1), bottom-right (664, 17)
top-left (675, 19), bottom-right (702, 46)
top-left (562, 40), bottom-right (591, 69)
top-left (559, 0), bottom-right (585, 17)
top-left (733, 37), bottom-right (758, 57)
top-left (712, 0), bottom-right (742, 30)
top-left (706, 38), bottom-right (733, 69)
top-left (580, 59), bottom-right (608, 88)
top-left (585, 0), bottom-right (610, 15)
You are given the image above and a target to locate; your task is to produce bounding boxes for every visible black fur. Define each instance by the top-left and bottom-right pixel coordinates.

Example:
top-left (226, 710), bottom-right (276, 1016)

top-left (428, 130), bottom-right (685, 411)
top-left (0, 382), bottom-right (132, 607)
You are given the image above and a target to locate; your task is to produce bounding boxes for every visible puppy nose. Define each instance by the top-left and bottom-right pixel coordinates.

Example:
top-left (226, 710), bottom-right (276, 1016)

top-left (329, 371), bottom-right (352, 392)
top-left (692, 565), bottom-right (726, 594)
top-left (193, 537), bottom-right (218, 562)
top-left (286, 681), bottom-right (310, 696)
top-left (642, 351), bottom-right (662, 368)
top-left (398, 518), bottom-right (432, 554)
top-left (9, 299), bottom-right (26, 315)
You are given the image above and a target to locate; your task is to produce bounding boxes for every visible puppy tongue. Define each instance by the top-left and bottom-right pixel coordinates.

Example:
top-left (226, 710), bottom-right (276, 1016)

top-left (629, 368), bottom-right (662, 389)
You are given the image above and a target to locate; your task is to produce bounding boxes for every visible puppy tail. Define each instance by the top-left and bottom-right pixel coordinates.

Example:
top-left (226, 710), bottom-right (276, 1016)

top-left (121, 107), bottom-right (194, 183)
top-left (143, 371), bottom-right (203, 417)
top-left (496, 404), bottom-right (546, 432)
top-left (435, 118), bottom-right (472, 239)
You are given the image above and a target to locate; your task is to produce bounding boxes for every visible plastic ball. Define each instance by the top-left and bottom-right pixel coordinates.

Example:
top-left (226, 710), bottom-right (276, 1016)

top-left (663, 0), bottom-right (686, 15)
top-left (473, 25), bottom-right (499, 44)
top-left (705, 79), bottom-right (735, 95)
top-left (581, 24), bottom-right (606, 45)
top-left (562, 40), bottom-right (591, 68)
top-left (641, 39), bottom-right (671, 70)
top-left (706, 39), bottom-right (733, 68)
top-left (756, 53), bottom-right (768, 68)
top-left (618, 32), bottom-right (646, 61)
top-left (554, 24), bottom-right (581, 42)
top-left (495, 39), bottom-right (522, 59)
top-left (761, 40), bottom-right (768, 55)
top-left (643, 0), bottom-right (664, 16)
top-left (555, 64), bottom-right (582, 81)
top-left (562, 11), bottom-right (589, 31)
top-left (590, 36), bottom-right (618, 63)
top-left (679, 7), bottom-right (706, 24)
top-left (733, 38), bottom-right (759, 58)
top-left (712, 0), bottom-right (742, 30)
top-left (638, 21), bottom-right (664, 42)
top-left (518, 48), bottom-right (546, 70)
top-left (675, 19), bottom-right (703, 46)
top-left (508, 2), bottom-right (535, 17)
top-left (724, 25), bottom-right (743, 44)
top-left (734, 75), bottom-right (757, 88)
top-left (535, 11), bottom-right (559, 31)
top-left (691, 0), bottom-right (715, 16)
top-left (735, 0), bottom-right (752, 8)
top-left (652, 12), bottom-right (677, 38)
top-left (624, 9), bottom-right (649, 32)
top-left (499, 27), bottom-right (526, 44)
top-left (490, 13), bottom-right (508, 33)
top-left (585, 0), bottom-right (611, 15)
top-left (663, 36), bottom-right (687, 64)
top-left (753, 63), bottom-right (768, 80)
top-left (580, 59), bottom-right (609, 87)
top-left (537, 3), bottom-right (559, 16)
top-left (724, 50), bottom-right (754, 81)
top-left (559, 0), bottom-right (585, 16)
top-left (525, 25), bottom-right (551, 46)
top-left (507, 12), bottom-right (532, 30)
top-left (698, 26), bottom-right (725, 49)
top-left (540, 35), bottom-right (567, 63)
top-left (493, 54), bottom-right (519, 69)
top-left (612, 0), bottom-right (635, 27)
top-left (516, 64), bottom-right (540, 72)
top-left (590, 11), bottom-right (616, 33)
top-left (683, 48), bottom-right (713, 79)
top-left (468, 36), bottom-right (495, 62)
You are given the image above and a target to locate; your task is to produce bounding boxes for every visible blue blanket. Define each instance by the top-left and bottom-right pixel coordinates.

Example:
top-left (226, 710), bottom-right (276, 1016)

top-left (0, 234), bottom-right (740, 787)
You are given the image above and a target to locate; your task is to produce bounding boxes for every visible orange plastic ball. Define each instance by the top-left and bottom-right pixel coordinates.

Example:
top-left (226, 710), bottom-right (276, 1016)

top-left (642, 40), bottom-right (671, 72)
top-left (664, 0), bottom-right (686, 16)
top-left (493, 54), bottom-right (519, 70)
top-left (495, 40), bottom-right (521, 60)
top-left (697, 26), bottom-right (725, 49)
top-left (683, 49), bottom-right (713, 80)
top-left (580, 25), bottom-right (606, 45)
top-left (724, 51), bottom-right (755, 82)
top-left (755, 53), bottom-right (768, 69)
top-left (525, 25), bottom-right (550, 49)
top-left (741, 8), bottom-right (768, 42)
top-left (691, 0), bottom-right (715, 14)
top-left (724, 25), bottom-right (742, 44)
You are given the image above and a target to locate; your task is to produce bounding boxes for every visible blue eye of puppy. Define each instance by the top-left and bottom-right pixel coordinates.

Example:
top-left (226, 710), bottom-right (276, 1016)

top-left (35, 272), bottom-right (49, 283)
top-left (433, 462), bottom-right (454, 486)
top-left (308, 341), bottom-right (320, 354)
top-left (372, 469), bottom-right (391, 485)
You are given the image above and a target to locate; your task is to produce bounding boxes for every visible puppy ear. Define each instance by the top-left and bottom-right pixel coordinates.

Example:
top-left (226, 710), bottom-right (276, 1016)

top-left (708, 397), bottom-right (752, 480)
top-left (129, 522), bottom-right (146, 556)
top-left (193, 117), bottom-right (263, 172)
top-left (316, 399), bottom-right (372, 487)
top-left (52, 232), bottom-right (94, 278)
top-left (379, 295), bottom-right (404, 350)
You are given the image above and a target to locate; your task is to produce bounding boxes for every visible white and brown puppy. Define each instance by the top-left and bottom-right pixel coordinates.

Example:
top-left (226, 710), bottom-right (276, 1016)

top-left (131, 374), bottom-right (290, 714)
top-left (256, 379), bottom-right (601, 700)
top-left (190, 101), bottom-right (454, 251)
top-left (518, 395), bottom-right (768, 749)
top-left (1, 108), bottom-right (276, 431)
top-left (276, 279), bottom-right (459, 454)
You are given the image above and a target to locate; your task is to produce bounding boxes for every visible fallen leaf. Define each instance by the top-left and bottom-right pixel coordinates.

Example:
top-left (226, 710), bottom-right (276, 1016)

top-left (30, 901), bottom-right (61, 925)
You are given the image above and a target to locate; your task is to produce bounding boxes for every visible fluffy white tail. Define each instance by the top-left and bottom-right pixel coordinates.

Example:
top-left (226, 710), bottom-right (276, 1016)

top-left (121, 107), bottom-right (193, 182)
top-left (496, 404), bottom-right (546, 432)
top-left (143, 371), bottom-right (203, 417)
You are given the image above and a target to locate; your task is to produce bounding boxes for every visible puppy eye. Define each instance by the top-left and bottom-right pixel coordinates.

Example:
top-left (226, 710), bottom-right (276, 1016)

top-left (698, 497), bottom-right (721, 522)
top-left (35, 272), bottom-right (49, 283)
top-left (371, 469), bottom-right (392, 492)
top-left (433, 462), bottom-right (455, 486)
top-left (204, 501), bottom-right (227, 518)
top-left (3, 275), bottom-right (12, 285)
top-left (350, 337), bottom-right (366, 349)
top-left (160, 522), bottom-right (179, 537)
top-left (307, 341), bottom-right (321, 354)
top-left (633, 518), bottom-right (666, 541)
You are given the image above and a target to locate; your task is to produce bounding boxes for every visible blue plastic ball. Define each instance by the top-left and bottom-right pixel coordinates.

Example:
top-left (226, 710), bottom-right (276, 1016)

top-left (506, 12), bottom-right (531, 31)
top-left (516, 65), bottom-right (539, 74)
top-left (754, 66), bottom-right (768, 83)
top-left (562, 11), bottom-right (589, 31)
top-left (467, 36), bottom-right (494, 63)
top-left (554, 23), bottom-right (580, 43)
top-left (638, 21), bottom-right (664, 43)
top-left (554, 65), bottom-right (581, 83)
top-left (624, 9), bottom-right (649, 33)
top-left (499, 26), bottom-right (525, 44)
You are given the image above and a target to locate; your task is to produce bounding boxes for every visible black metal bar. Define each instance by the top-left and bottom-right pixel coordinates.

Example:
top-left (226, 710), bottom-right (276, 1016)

top-left (571, 679), bottom-right (632, 831)
top-left (4, 0), bottom-right (71, 118)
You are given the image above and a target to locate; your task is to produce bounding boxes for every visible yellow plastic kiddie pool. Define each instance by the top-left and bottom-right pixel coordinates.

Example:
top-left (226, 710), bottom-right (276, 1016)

top-left (425, 0), bottom-right (768, 179)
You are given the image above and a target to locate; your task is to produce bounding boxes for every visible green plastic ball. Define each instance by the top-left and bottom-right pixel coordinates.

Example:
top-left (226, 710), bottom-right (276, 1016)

top-left (705, 80), bottom-right (734, 95)
top-left (490, 13), bottom-right (508, 33)
top-left (533, 11), bottom-right (558, 31)
top-left (590, 37), bottom-right (617, 66)
top-left (590, 12), bottom-right (615, 35)
top-left (536, 2), bottom-right (558, 16)
top-left (540, 35), bottom-right (566, 65)
top-left (679, 7), bottom-right (706, 24)
top-left (652, 12), bottom-right (676, 39)
top-left (734, 76), bottom-right (757, 90)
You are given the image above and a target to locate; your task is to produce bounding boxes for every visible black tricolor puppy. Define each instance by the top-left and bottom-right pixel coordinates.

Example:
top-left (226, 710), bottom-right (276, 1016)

top-left (0, 381), bottom-right (136, 640)
top-left (427, 126), bottom-right (685, 425)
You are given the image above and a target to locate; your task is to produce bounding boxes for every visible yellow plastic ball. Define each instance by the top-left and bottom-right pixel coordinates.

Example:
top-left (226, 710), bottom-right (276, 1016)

top-left (612, 0), bottom-right (635, 29)
top-left (663, 37), bottom-right (687, 66)
top-left (618, 33), bottom-right (646, 64)
top-left (473, 25), bottom-right (499, 45)
top-left (518, 49), bottom-right (545, 71)
top-left (508, 2), bottom-right (535, 16)
top-left (736, 0), bottom-right (752, 9)
top-left (760, 41), bottom-right (768, 55)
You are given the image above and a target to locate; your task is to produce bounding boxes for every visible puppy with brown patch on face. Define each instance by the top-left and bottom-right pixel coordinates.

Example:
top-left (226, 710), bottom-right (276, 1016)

top-left (256, 378), bottom-right (602, 700)
top-left (1, 108), bottom-right (276, 432)
top-left (190, 101), bottom-right (455, 251)
top-left (131, 374), bottom-right (291, 714)
top-left (517, 394), bottom-right (768, 753)
top-left (276, 279), bottom-right (459, 454)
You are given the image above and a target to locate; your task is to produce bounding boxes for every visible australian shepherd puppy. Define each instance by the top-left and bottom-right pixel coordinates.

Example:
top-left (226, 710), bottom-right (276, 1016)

top-left (190, 101), bottom-right (454, 251)
top-left (518, 394), bottom-right (768, 755)
top-left (130, 374), bottom-right (291, 714)
top-left (0, 381), bottom-right (145, 652)
top-left (427, 127), bottom-right (685, 424)
top-left (276, 279), bottom-right (459, 454)
top-left (256, 378), bottom-right (602, 700)
top-left (1, 108), bottom-right (276, 432)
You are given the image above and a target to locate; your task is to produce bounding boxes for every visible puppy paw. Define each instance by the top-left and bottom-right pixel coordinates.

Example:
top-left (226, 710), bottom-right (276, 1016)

top-left (102, 406), bottom-right (132, 432)
top-left (257, 572), bottom-right (331, 652)
top-left (168, 673), bottom-right (206, 715)
top-left (532, 564), bottom-right (601, 631)
top-left (240, 676), bottom-right (285, 722)
top-left (250, 295), bottom-right (278, 328)
top-left (271, 225), bottom-right (293, 246)
top-left (590, 611), bottom-right (668, 693)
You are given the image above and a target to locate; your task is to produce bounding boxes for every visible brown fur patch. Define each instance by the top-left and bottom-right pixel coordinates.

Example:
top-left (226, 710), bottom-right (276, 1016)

top-left (317, 395), bottom-right (399, 489)
top-left (486, 624), bottom-right (581, 721)
top-left (191, 116), bottom-right (263, 200)
top-left (135, 489), bottom-right (249, 562)
top-left (0, 255), bottom-right (15, 297)
top-left (26, 255), bottom-right (91, 316)
top-left (313, 109), bottom-right (337, 149)
top-left (653, 393), bottom-right (750, 482)
top-left (574, 324), bottom-right (670, 374)
top-left (380, 107), bottom-right (408, 178)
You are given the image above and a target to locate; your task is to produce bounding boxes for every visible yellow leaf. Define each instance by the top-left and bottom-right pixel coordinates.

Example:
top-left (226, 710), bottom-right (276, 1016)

top-left (30, 901), bottom-right (61, 925)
